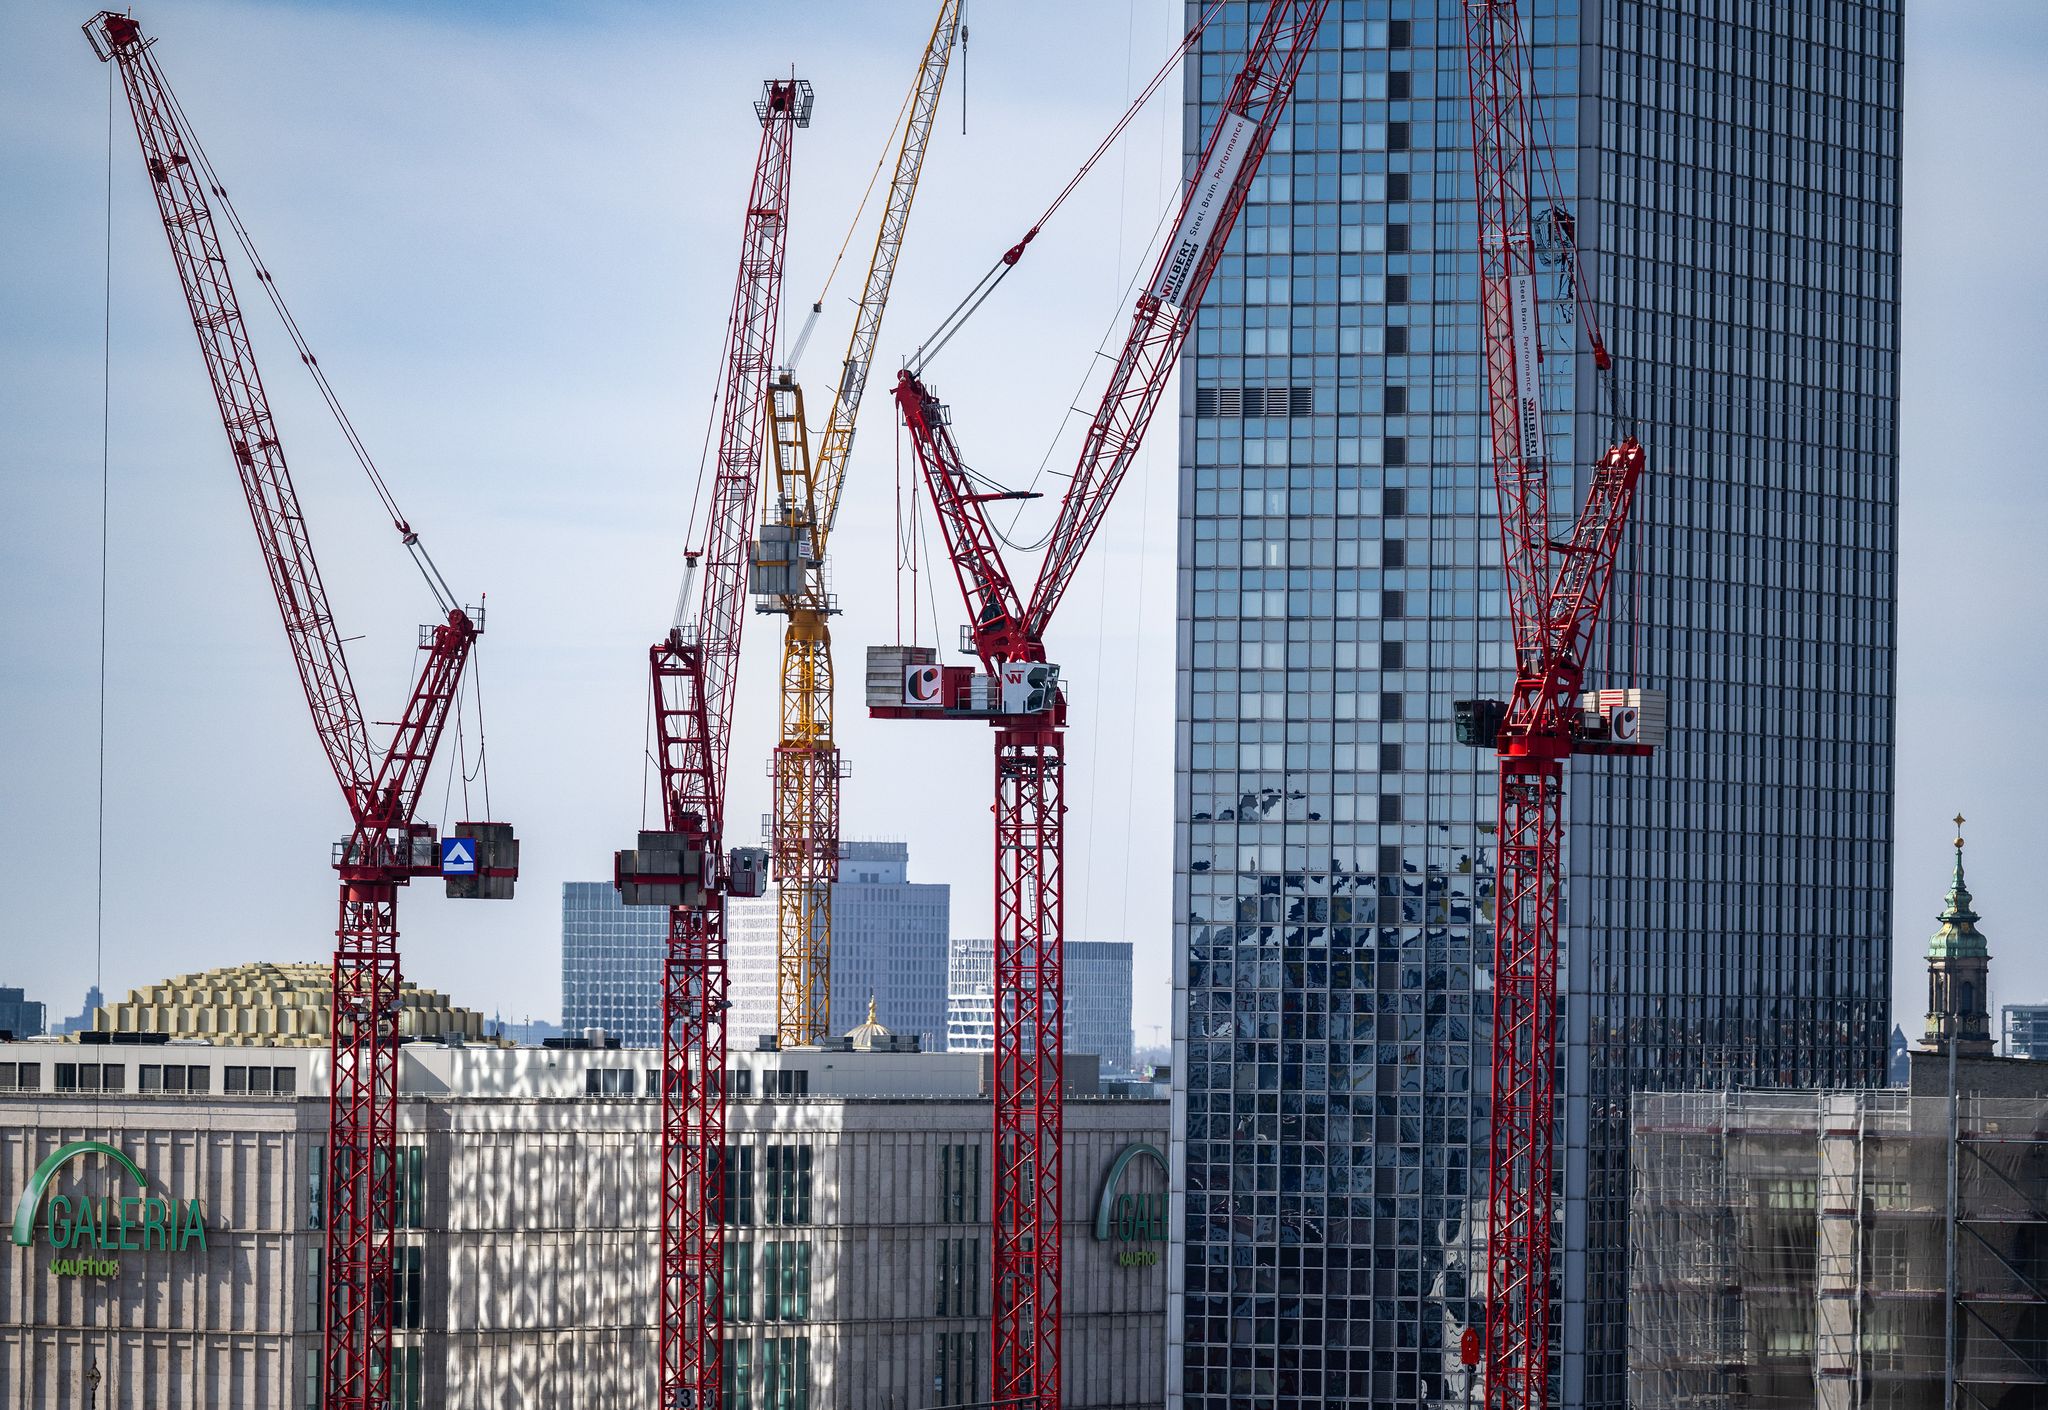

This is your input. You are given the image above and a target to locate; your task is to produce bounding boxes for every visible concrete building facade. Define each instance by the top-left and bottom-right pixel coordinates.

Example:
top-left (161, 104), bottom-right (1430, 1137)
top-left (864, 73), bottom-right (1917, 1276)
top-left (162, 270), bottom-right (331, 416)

top-left (1171, 6), bottom-right (1900, 1406)
top-left (0, 1042), bottom-right (1164, 1409)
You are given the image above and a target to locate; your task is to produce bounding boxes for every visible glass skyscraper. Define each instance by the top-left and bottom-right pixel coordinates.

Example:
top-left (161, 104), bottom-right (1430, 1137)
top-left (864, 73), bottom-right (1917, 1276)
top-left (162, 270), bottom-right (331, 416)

top-left (561, 881), bottom-right (668, 1046)
top-left (1170, 5), bottom-right (1899, 1408)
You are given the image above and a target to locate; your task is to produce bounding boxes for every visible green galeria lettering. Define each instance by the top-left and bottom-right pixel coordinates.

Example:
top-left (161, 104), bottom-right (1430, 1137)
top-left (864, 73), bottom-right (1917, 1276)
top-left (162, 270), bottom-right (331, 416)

top-left (11, 1139), bottom-right (207, 1259)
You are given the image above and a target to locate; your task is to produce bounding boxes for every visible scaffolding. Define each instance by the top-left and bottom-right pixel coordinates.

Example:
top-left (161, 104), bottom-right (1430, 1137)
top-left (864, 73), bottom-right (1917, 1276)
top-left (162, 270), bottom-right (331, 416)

top-left (1630, 1089), bottom-right (2048, 1410)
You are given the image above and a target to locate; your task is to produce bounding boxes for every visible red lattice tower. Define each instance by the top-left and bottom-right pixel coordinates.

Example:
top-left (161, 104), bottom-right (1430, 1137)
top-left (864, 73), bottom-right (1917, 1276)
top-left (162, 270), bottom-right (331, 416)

top-left (613, 76), bottom-right (811, 1410)
top-left (878, 6), bottom-right (1330, 1401)
top-left (1456, 7), bottom-right (1654, 1408)
top-left (87, 14), bottom-right (517, 1408)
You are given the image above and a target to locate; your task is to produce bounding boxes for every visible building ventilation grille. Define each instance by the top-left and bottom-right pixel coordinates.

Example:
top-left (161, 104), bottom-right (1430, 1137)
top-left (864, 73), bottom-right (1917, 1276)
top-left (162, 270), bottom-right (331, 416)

top-left (1195, 386), bottom-right (1313, 419)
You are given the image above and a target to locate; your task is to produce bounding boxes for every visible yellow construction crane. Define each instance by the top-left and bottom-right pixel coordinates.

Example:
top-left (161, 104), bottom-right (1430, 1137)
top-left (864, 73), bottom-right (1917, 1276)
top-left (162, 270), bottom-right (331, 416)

top-left (752, 0), bottom-right (962, 1045)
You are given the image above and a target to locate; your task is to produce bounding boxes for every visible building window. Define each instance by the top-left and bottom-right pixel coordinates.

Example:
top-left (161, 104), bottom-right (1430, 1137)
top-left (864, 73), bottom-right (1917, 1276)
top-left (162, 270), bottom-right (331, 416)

top-left (139, 1064), bottom-right (162, 1092)
top-left (393, 1245), bottom-right (425, 1329)
top-left (401, 1146), bottom-right (427, 1230)
top-left (225, 1066), bottom-right (247, 1095)
top-left (1764, 1323), bottom-right (1813, 1358)
top-left (273, 1067), bottom-right (297, 1095)
top-left (309, 1144), bottom-right (324, 1230)
top-left (935, 1329), bottom-right (977, 1405)
top-left (1867, 1225), bottom-right (1909, 1289)
top-left (935, 1237), bottom-right (979, 1318)
top-left (1762, 1177), bottom-right (1816, 1211)
top-left (723, 1338), bottom-right (755, 1410)
top-left (725, 1239), bottom-right (754, 1322)
top-left (762, 1335), bottom-right (809, 1410)
top-left (763, 1240), bottom-right (811, 1322)
top-left (1867, 1179), bottom-right (1911, 1211)
top-left (247, 1066), bottom-right (271, 1095)
top-left (184, 1066), bottom-right (208, 1094)
top-left (764, 1146), bottom-right (813, 1226)
top-left (940, 1144), bottom-right (983, 1224)
top-left (584, 1067), bottom-right (635, 1096)
top-left (723, 1145), bottom-right (756, 1226)
top-left (1863, 1305), bottom-right (1906, 1370)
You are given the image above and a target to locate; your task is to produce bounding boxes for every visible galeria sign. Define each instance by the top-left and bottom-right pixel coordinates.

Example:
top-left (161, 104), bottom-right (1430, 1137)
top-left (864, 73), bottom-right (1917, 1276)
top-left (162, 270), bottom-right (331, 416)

top-left (9, 1140), bottom-right (207, 1278)
top-left (1094, 1142), bottom-right (1168, 1269)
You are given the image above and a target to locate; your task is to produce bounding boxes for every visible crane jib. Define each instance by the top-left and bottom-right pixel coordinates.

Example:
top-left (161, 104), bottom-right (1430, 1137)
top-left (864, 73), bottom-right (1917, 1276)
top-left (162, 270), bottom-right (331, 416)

top-left (1153, 111), bottom-right (1257, 308)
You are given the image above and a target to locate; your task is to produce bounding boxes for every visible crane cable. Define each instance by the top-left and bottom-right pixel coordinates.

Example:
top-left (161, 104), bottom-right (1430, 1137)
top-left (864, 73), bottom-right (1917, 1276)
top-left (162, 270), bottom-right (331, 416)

top-left (788, 33), bottom-right (931, 374)
top-left (911, 0), bottom-right (1225, 371)
top-left (154, 64), bottom-right (459, 617)
top-left (158, 60), bottom-right (500, 809)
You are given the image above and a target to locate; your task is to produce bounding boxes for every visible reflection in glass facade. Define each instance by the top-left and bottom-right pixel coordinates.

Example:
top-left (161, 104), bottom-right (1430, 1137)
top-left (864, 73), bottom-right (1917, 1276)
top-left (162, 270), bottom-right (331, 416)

top-left (1169, 4), bottom-right (1899, 1407)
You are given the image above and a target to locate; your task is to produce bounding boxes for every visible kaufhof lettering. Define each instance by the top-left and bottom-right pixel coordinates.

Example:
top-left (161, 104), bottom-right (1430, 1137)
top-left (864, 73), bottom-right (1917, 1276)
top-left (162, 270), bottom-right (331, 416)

top-left (10, 1140), bottom-right (209, 1279)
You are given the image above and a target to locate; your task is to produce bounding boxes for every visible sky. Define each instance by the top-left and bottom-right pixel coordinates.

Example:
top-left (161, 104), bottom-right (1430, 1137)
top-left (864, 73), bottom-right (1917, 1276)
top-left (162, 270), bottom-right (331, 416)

top-left (1, 1), bottom-right (2044, 1055)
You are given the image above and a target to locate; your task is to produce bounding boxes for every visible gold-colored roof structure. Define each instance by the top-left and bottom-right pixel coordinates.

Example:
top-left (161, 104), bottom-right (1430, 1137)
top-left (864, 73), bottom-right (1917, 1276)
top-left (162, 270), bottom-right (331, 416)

top-left (88, 961), bottom-right (496, 1047)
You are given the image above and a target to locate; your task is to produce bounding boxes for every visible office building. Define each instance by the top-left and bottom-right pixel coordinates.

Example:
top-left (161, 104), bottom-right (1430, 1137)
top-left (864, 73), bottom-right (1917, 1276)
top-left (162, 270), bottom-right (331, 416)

top-left (729, 841), bottom-right (949, 1050)
top-left (1172, 7), bottom-right (1900, 1407)
top-left (51, 984), bottom-right (103, 1037)
top-left (0, 1035), bottom-right (1162, 1409)
top-left (0, 988), bottom-right (44, 1039)
top-left (947, 938), bottom-right (1136, 1075)
top-left (561, 880), bottom-right (669, 1047)
top-left (2002, 1007), bottom-right (2048, 1060)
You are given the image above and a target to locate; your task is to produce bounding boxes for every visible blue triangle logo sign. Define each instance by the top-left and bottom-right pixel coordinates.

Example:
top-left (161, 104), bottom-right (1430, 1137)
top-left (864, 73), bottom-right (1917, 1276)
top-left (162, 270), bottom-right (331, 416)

top-left (441, 838), bottom-right (477, 876)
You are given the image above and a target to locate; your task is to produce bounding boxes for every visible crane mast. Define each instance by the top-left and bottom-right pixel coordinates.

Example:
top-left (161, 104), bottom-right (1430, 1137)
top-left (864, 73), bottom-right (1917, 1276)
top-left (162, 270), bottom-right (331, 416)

top-left (1455, 7), bottom-right (1654, 1409)
top-left (615, 76), bottom-right (810, 1410)
top-left (85, 14), bottom-right (518, 1410)
top-left (756, 1), bottom-right (961, 1047)
top-left (876, 4), bottom-right (1329, 1402)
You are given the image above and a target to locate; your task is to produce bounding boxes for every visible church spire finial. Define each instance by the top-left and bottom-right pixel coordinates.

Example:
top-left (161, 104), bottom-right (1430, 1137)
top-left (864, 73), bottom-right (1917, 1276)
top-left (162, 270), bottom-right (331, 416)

top-left (1925, 811), bottom-right (1992, 1056)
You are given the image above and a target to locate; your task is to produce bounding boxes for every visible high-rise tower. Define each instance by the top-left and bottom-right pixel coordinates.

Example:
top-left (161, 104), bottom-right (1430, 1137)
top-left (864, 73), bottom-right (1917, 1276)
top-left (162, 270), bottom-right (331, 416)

top-left (1170, 6), bottom-right (1900, 1408)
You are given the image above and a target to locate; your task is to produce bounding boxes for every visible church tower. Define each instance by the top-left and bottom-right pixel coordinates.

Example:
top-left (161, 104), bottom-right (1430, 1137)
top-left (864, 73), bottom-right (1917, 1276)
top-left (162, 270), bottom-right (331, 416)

top-left (1922, 814), bottom-right (1994, 1056)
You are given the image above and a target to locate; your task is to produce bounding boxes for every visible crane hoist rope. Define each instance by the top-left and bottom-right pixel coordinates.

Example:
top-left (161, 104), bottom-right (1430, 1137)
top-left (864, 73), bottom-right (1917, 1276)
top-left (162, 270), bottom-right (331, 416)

top-left (912, 0), bottom-right (1227, 370)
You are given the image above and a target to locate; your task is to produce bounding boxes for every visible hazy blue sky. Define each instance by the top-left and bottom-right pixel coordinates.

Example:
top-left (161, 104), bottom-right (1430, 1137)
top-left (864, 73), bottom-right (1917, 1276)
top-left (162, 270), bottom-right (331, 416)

top-left (2, 2), bottom-right (2044, 1051)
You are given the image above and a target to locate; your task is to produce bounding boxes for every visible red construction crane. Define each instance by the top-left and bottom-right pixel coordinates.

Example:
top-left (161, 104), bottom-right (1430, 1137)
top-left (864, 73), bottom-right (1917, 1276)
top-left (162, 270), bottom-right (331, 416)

top-left (612, 76), bottom-right (811, 1410)
top-left (875, 5), bottom-right (1329, 1403)
top-left (86, 14), bottom-right (518, 1410)
top-left (1453, 7), bottom-right (1657, 1409)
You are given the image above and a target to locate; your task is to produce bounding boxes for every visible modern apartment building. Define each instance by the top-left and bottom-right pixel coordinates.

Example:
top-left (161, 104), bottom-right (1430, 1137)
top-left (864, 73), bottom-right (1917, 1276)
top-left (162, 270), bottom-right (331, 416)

top-left (729, 842), bottom-right (950, 1051)
top-left (2002, 1006), bottom-right (2048, 1060)
top-left (1171, 6), bottom-right (1900, 1407)
top-left (947, 938), bottom-right (1137, 1075)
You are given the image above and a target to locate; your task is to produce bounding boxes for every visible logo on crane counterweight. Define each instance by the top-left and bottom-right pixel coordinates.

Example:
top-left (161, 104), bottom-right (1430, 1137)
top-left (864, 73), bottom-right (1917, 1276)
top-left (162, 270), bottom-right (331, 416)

top-left (441, 837), bottom-right (477, 875)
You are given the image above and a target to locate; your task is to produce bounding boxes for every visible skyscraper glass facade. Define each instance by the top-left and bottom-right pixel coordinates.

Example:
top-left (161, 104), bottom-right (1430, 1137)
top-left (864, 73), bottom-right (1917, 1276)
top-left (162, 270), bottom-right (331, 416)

top-left (561, 881), bottom-right (668, 1046)
top-left (1170, 4), bottom-right (1899, 1407)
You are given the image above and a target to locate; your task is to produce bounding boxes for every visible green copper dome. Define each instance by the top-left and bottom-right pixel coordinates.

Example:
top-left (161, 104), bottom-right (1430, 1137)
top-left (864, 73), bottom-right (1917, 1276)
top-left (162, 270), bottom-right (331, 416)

top-left (1928, 815), bottom-right (1988, 961)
